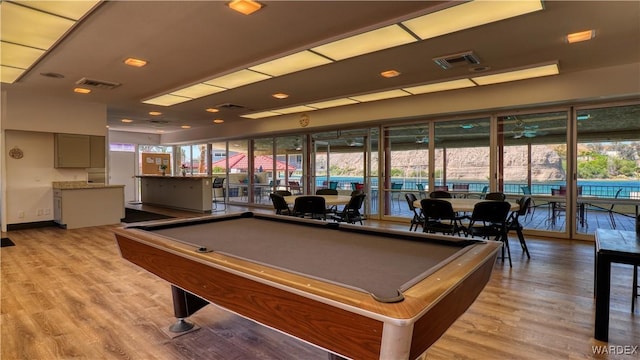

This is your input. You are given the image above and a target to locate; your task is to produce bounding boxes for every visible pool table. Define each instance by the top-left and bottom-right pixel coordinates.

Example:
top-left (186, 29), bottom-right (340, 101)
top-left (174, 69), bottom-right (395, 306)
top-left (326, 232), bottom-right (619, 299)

top-left (114, 212), bottom-right (501, 360)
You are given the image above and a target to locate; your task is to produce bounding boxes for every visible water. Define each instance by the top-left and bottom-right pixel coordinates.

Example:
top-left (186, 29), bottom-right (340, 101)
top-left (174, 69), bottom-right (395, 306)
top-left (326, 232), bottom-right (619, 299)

top-left (307, 176), bottom-right (639, 199)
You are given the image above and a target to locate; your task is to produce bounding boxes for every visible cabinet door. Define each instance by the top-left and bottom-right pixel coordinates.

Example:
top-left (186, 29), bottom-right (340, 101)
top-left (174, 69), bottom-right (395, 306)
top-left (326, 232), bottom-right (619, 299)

top-left (54, 134), bottom-right (91, 168)
top-left (90, 136), bottom-right (106, 168)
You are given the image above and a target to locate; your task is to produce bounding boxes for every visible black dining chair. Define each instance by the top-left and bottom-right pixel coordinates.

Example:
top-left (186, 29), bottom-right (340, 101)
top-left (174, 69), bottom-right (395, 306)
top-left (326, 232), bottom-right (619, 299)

top-left (269, 193), bottom-right (291, 216)
top-left (420, 198), bottom-right (464, 236)
top-left (429, 190), bottom-right (452, 199)
top-left (212, 177), bottom-right (226, 211)
top-left (274, 190), bottom-right (292, 196)
top-left (485, 192), bottom-right (506, 201)
top-left (293, 196), bottom-right (327, 220)
top-left (316, 189), bottom-right (338, 195)
top-left (466, 201), bottom-right (512, 267)
top-left (405, 193), bottom-right (424, 232)
top-left (506, 196), bottom-right (531, 259)
top-left (331, 193), bottom-right (366, 224)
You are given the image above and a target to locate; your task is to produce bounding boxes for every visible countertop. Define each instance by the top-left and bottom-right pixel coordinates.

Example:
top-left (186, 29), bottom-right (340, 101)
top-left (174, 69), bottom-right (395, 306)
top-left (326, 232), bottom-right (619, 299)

top-left (52, 181), bottom-right (125, 189)
top-left (136, 175), bottom-right (212, 179)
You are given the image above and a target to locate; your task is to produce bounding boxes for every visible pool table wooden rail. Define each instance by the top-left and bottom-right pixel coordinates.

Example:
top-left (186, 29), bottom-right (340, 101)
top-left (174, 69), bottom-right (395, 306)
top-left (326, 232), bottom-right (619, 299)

top-left (114, 222), bottom-right (500, 359)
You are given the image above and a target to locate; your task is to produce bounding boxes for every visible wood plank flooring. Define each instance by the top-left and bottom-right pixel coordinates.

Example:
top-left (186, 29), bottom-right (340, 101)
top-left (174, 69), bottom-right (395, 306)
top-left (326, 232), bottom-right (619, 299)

top-left (2, 206), bottom-right (639, 359)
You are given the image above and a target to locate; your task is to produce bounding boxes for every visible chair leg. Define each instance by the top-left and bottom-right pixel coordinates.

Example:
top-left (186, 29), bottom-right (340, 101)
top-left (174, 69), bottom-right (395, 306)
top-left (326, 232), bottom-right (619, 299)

top-left (633, 265), bottom-right (638, 313)
top-left (516, 227), bottom-right (530, 259)
top-left (499, 232), bottom-right (512, 268)
top-left (608, 211), bottom-right (617, 229)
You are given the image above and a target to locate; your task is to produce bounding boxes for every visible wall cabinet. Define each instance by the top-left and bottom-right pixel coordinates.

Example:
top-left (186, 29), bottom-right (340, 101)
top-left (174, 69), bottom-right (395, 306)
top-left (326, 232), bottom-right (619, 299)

top-left (54, 134), bottom-right (105, 168)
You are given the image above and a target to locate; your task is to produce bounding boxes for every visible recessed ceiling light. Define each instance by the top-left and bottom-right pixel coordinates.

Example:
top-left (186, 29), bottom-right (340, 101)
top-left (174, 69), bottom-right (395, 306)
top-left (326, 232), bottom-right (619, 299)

top-left (73, 87), bottom-right (91, 94)
top-left (566, 30), bottom-right (595, 44)
top-left (149, 111), bottom-right (162, 116)
top-left (228, 0), bottom-right (262, 15)
top-left (206, 108), bottom-right (219, 113)
top-left (181, 125), bottom-right (191, 129)
top-left (121, 119), bottom-right (133, 123)
top-left (124, 57), bottom-right (147, 67)
top-left (272, 93), bottom-right (289, 99)
top-left (380, 70), bottom-right (401, 78)
top-left (213, 119), bottom-right (225, 124)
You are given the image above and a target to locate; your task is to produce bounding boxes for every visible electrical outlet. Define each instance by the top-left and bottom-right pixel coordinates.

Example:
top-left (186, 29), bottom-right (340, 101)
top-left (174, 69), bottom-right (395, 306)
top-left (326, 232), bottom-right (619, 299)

top-left (44, 208), bottom-right (51, 215)
top-left (37, 209), bottom-right (43, 216)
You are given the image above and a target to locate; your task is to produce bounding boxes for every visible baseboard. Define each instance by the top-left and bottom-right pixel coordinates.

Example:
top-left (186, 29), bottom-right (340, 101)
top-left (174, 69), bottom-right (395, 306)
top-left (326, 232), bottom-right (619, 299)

top-left (7, 221), bottom-right (58, 231)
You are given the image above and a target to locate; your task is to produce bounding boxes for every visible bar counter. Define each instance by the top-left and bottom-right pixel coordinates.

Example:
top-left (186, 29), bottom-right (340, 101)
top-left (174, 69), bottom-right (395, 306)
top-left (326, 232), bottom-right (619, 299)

top-left (137, 175), bottom-right (213, 212)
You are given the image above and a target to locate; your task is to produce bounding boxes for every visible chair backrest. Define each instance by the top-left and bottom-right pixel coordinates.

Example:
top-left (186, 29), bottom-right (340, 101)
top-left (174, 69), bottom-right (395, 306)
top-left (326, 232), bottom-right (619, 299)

top-left (517, 196), bottom-right (532, 216)
top-left (405, 193), bottom-right (418, 211)
top-left (391, 182), bottom-right (403, 190)
top-left (470, 201), bottom-right (511, 224)
top-left (274, 190), bottom-right (292, 196)
top-left (328, 181), bottom-right (338, 190)
top-left (429, 190), bottom-right (452, 199)
top-left (521, 186), bottom-right (532, 195)
top-left (293, 196), bottom-right (326, 217)
top-left (316, 189), bottom-right (338, 195)
top-left (420, 199), bottom-right (456, 220)
top-left (288, 181), bottom-right (301, 189)
top-left (350, 190), bottom-right (364, 197)
top-left (269, 193), bottom-right (289, 212)
top-left (416, 183), bottom-right (425, 192)
top-left (479, 185), bottom-right (489, 198)
top-left (434, 185), bottom-right (449, 191)
top-left (213, 177), bottom-right (225, 188)
top-left (485, 192), bottom-right (506, 201)
top-left (453, 184), bottom-right (469, 190)
top-left (344, 193), bottom-right (366, 214)
top-left (551, 188), bottom-right (566, 196)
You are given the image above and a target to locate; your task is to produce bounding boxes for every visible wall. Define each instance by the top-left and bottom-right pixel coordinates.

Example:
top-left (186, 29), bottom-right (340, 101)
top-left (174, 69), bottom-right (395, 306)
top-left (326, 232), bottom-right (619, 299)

top-left (1, 89), bottom-right (107, 228)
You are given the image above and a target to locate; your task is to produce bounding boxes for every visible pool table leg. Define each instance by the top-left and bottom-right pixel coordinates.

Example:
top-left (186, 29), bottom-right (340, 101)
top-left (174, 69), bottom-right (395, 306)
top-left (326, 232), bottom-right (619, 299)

top-left (169, 285), bottom-right (209, 333)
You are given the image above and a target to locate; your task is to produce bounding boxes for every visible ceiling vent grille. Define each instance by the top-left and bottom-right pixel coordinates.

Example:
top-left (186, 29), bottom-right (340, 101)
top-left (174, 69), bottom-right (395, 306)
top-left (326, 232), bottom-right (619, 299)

top-left (433, 51), bottom-right (481, 70)
top-left (216, 103), bottom-right (245, 110)
top-left (75, 77), bottom-right (121, 89)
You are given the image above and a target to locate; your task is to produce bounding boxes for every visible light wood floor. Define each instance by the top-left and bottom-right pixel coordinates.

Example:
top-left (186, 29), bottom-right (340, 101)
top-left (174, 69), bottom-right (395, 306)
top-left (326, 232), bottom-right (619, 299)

top-left (2, 205), bottom-right (638, 359)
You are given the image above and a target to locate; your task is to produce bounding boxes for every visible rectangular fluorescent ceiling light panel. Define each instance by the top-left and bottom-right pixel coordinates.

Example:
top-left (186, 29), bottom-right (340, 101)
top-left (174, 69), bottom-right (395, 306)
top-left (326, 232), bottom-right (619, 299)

top-left (311, 25), bottom-right (417, 61)
top-left (471, 63), bottom-right (559, 86)
top-left (1, 65), bottom-right (24, 83)
top-left (241, 111), bottom-right (282, 119)
top-left (143, 94), bottom-right (192, 106)
top-left (272, 105), bottom-right (317, 115)
top-left (170, 83), bottom-right (226, 98)
top-left (249, 50), bottom-right (332, 77)
top-left (402, 0), bottom-right (543, 40)
top-left (1, 41), bottom-right (45, 68)
top-left (15, 0), bottom-right (100, 20)
top-left (307, 98), bottom-right (359, 109)
top-left (204, 69), bottom-right (271, 89)
top-left (403, 79), bottom-right (476, 94)
top-left (349, 89), bottom-right (411, 102)
top-left (1, 2), bottom-right (76, 50)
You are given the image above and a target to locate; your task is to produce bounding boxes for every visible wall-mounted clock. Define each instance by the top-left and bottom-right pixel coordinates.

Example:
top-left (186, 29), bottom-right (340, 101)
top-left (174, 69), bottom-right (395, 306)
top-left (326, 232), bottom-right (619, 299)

top-left (9, 146), bottom-right (24, 159)
top-left (299, 114), bottom-right (310, 128)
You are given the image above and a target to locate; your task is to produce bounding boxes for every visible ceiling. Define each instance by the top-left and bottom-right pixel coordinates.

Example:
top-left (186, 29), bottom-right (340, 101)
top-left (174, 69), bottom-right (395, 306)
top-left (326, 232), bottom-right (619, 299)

top-left (2, 1), bottom-right (639, 135)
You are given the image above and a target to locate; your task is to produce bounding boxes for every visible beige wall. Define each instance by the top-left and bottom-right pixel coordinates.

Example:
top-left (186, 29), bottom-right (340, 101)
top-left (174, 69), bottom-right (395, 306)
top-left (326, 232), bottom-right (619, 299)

top-left (1, 89), bottom-right (107, 229)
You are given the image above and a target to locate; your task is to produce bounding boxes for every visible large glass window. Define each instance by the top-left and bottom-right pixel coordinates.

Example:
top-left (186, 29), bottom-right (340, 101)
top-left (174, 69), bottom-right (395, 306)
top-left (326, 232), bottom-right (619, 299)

top-left (575, 103), bottom-right (640, 234)
top-left (275, 135), bottom-right (304, 195)
top-left (434, 117), bottom-right (490, 195)
top-left (253, 138), bottom-right (273, 204)
top-left (382, 124), bottom-right (429, 217)
top-left (498, 111), bottom-right (568, 234)
top-left (223, 140), bottom-right (249, 204)
top-left (312, 130), bottom-right (367, 192)
top-left (178, 144), bottom-right (207, 176)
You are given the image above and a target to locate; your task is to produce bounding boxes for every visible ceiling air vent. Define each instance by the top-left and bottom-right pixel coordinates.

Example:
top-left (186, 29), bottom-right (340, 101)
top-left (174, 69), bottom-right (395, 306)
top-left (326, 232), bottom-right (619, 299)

top-left (75, 77), bottom-right (121, 89)
top-left (433, 51), bottom-right (481, 70)
top-left (217, 103), bottom-right (245, 110)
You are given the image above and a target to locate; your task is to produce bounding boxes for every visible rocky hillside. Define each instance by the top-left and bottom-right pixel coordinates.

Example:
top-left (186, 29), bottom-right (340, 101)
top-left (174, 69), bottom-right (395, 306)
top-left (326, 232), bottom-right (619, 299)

top-left (325, 146), bottom-right (566, 181)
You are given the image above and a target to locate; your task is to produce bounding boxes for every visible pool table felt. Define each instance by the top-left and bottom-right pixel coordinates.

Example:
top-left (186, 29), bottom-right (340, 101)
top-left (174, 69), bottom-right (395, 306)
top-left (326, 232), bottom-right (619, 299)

top-left (147, 216), bottom-right (477, 302)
